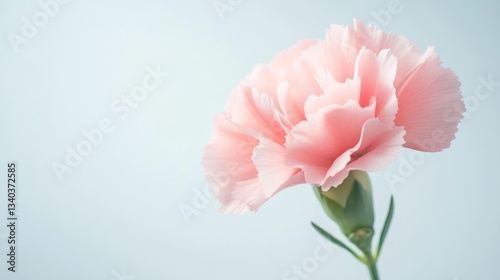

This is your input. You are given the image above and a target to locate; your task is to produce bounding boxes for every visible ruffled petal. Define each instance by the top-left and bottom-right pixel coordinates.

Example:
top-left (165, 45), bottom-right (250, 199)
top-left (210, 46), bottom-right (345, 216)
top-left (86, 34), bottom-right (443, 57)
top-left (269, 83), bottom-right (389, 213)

top-left (228, 178), bottom-right (268, 212)
top-left (203, 113), bottom-right (261, 213)
top-left (226, 85), bottom-right (286, 143)
top-left (276, 81), bottom-right (303, 127)
top-left (286, 100), bottom-right (376, 185)
top-left (270, 39), bottom-right (320, 72)
top-left (355, 47), bottom-right (398, 125)
top-left (304, 76), bottom-right (361, 117)
top-left (253, 138), bottom-right (303, 197)
top-left (302, 23), bottom-right (358, 83)
top-left (243, 64), bottom-right (279, 104)
top-left (352, 20), bottom-right (464, 151)
top-left (322, 119), bottom-right (406, 188)
top-left (393, 48), bottom-right (464, 151)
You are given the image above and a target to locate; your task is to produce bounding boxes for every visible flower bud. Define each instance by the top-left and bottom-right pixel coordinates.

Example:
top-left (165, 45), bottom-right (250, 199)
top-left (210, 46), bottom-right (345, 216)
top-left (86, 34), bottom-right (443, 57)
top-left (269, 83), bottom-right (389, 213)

top-left (313, 170), bottom-right (374, 240)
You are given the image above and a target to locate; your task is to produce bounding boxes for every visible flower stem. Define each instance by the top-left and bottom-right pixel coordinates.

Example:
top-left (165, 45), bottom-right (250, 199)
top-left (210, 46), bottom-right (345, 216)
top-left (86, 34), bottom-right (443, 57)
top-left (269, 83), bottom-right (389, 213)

top-left (364, 251), bottom-right (379, 280)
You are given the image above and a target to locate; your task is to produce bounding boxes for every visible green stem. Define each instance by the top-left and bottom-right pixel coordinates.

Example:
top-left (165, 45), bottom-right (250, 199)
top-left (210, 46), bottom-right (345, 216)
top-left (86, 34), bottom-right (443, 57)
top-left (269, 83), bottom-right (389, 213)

top-left (364, 252), bottom-right (379, 280)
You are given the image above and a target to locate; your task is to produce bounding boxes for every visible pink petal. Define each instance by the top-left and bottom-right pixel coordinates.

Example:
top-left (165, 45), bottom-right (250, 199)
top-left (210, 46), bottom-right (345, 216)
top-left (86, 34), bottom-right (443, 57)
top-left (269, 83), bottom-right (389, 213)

top-left (355, 47), bottom-right (398, 125)
top-left (351, 20), bottom-right (464, 151)
top-left (278, 61), bottom-right (325, 125)
top-left (272, 42), bottom-right (331, 125)
top-left (252, 137), bottom-right (303, 197)
top-left (302, 23), bottom-right (358, 83)
top-left (353, 19), bottom-right (421, 75)
top-left (276, 81), bottom-right (302, 126)
top-left (226, 85), bottom-right (286, 143)
top-left (393, 48), bottom-right (465, 151)
top-left (229, 178), bottom-right (268, 212)
top-left (322, 119), bottom-right (406, 188)
top-left (304, 47), bottom-right (398, 124)
top-left (286, 100), bottom-right (376, 185)
top-left (203, 114), bottom-right (259, 209)
top-left (287, 100), bottom-right (405, 189)
top-left (270, 39), bottom-right (320, 72)
top-left (243, 64), bottom-right (279, 104)
top-left (304, 76), bottom-right (361, 117)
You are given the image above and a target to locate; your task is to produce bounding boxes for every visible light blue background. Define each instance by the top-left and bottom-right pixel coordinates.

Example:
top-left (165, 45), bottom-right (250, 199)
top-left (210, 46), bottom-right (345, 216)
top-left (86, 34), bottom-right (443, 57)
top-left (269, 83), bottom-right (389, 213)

top-left (0, 0), bottom-right (499, 279)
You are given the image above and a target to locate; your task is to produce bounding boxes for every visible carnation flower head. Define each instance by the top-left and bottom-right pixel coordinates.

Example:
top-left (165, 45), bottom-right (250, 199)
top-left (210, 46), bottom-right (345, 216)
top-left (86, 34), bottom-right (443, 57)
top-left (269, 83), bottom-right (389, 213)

top-left (202, 19), bottom-right (465, 213)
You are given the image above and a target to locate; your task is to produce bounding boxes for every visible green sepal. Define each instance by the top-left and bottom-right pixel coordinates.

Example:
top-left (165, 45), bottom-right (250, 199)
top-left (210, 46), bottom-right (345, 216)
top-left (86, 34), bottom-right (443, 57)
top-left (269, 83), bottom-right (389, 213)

top-left (312, 185), bottom-right (345, 225)
top-left (342, 180), bottom-right (375, 235)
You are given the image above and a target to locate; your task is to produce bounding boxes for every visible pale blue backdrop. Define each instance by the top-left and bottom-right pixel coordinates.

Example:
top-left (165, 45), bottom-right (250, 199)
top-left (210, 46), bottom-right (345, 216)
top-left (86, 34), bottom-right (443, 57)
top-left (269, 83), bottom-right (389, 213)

top-left (0, 0), bottom-right (498, 279)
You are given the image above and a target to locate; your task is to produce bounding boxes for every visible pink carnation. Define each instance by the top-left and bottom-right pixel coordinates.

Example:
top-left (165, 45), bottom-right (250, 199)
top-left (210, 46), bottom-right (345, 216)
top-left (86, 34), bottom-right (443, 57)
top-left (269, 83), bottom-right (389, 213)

top-left (203, 19), bottom-right (465, 213)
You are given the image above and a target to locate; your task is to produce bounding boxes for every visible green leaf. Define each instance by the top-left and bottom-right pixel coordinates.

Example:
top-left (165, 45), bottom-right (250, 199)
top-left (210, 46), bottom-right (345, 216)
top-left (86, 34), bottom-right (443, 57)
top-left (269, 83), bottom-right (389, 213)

top-left (311, 222), bottom-right (364, 262)
top-left (375, 195), bottom-right (394, 260)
